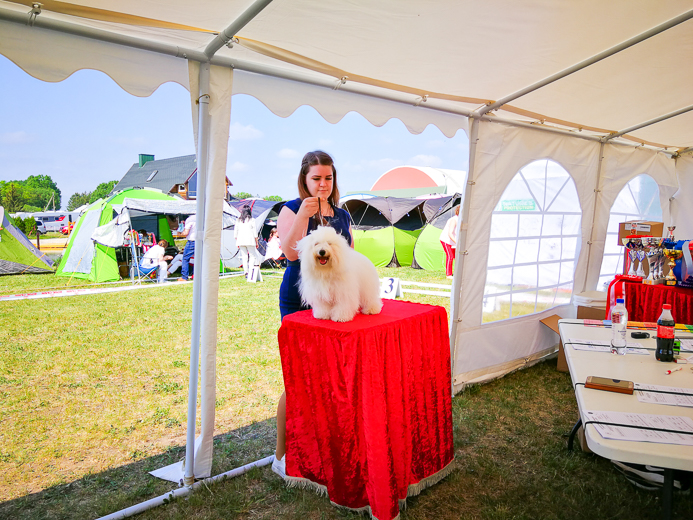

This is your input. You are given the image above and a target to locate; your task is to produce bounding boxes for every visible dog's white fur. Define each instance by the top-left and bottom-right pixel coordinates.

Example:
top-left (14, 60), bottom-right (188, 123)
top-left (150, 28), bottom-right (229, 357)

top-left (296, 226), bottom-right (383, 322)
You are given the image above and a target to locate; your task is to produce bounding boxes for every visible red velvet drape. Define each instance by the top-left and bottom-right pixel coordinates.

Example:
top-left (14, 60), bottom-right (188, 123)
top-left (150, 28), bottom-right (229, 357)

top-left (278, 300), bottom-right (454, 520)
top-left (624, 283), bottom-right (693, 324)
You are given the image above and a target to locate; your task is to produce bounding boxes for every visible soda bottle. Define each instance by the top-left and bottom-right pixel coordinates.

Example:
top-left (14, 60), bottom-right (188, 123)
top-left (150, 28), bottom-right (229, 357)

top-left (656, 304), bottom-right (675, 362)
top-left (610, 298), bottom-right (628, 355)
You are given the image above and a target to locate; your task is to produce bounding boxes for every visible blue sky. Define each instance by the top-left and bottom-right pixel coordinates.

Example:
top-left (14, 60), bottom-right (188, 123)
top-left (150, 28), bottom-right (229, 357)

top-left (0, 55), bottom-right (469, 209)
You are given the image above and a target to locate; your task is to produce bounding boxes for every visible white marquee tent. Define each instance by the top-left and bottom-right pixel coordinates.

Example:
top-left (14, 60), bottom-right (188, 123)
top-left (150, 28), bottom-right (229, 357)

top-left (3, 0), bottom-right (693, 506)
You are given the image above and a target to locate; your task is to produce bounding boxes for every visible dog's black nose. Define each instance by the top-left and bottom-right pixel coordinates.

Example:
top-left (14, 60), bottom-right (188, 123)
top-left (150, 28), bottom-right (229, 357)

top-left (318, 249), bottom-right (326, 256)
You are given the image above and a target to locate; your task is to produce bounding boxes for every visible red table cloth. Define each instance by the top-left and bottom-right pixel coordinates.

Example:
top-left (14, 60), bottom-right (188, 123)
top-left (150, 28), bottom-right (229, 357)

top-left (278, 300), bottom-right (455, 520)
top-left (624, 283), bottom-right (693, 323)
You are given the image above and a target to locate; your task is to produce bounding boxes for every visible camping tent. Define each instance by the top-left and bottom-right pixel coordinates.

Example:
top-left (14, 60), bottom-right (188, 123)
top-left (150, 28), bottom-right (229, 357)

top-left (412, 195), bottom-right (462, 272)
top-left (342, 196), bottom-right (427, 267)
top-left (0, 206), bottom-right (53, 275)
top-left (56, 188), bottom-right (185, 282)
top-left (3, 0), bottom-right (693, 486)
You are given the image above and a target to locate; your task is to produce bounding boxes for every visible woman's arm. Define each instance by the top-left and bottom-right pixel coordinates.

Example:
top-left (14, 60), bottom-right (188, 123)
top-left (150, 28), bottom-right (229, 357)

top-left (447, 216), bottom-right (458, 244)
top-left (278, 198), bottom-right (320, 261)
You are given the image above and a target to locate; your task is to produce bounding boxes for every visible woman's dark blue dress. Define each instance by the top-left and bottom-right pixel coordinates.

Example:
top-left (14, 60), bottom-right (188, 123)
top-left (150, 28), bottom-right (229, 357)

top-left (279, 198), bottom-right (352, 319)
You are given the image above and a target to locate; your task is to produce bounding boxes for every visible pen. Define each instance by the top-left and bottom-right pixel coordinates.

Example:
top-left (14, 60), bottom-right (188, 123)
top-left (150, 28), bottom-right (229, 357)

top-left (665, 367), bottom-right (683, 375)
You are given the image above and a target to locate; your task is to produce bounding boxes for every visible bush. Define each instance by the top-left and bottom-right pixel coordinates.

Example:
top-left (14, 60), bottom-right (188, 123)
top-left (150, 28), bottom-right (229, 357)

top-left (17, 216), bottom-right (36, 237)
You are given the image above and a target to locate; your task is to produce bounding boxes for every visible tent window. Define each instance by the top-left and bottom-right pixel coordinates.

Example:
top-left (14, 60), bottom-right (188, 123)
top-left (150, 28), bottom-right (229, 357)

top-left (483, 160), bottom-right (582, 323)
top-left (146, 170), bottom-right (159, 182)
top-left (597, 174), bottom-right (662, 290)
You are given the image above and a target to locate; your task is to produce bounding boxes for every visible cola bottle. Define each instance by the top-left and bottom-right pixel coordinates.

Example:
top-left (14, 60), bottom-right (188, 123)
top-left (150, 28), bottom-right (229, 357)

top-left (656, 304), bottom-right (675, 362)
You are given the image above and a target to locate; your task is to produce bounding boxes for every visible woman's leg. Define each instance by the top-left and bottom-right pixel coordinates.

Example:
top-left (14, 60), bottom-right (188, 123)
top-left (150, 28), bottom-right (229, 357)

top-left (441, 241), bottom-right (454, 277)
top-left (275, 391), bottom-right (286, 459)
top-left (239, 246), bottom-right (250, 274)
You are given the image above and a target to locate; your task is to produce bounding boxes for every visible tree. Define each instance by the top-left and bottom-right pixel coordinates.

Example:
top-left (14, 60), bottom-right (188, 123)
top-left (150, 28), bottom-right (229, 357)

top-left (88, 181), bottom-right (118, 204)
top-left (24, 175), bottom-right (61, 209)
top-left (232, 191), bottom-right (254, 200)
top-left (67, 191), bottom-right (92, 211)
top-left (264, 195), bottom-right (283, 202)
top-left (2, 183), bottom-right (25, 212)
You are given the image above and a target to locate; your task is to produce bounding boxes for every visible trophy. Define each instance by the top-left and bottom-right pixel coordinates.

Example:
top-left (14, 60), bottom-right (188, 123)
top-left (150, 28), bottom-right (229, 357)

top-left (663, 248), bottom-right (683, 286)
top-left (622, 238), bottom-right (643, 278)
top-left (668, 225), bottom-right (676, 242)
top-left (642, 237), bottom-right (665, 284)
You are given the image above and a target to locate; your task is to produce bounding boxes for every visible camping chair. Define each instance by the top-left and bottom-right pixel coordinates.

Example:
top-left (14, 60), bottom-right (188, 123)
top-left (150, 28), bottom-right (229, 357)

top-left (128, 230), bottom-right (157, 284)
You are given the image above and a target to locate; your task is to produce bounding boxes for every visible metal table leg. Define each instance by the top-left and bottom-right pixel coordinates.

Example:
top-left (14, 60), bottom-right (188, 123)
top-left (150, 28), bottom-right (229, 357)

top-left (567, 418), bottom-right (582, 451)
top-left (662, 468), bottom-right (673, 520)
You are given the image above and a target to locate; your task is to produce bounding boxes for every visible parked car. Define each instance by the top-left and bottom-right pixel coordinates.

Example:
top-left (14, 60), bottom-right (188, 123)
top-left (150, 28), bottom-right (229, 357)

top-left (60, 221), bottom-right (75, 235)
top-left (35, 219), bottom-right (47, 235)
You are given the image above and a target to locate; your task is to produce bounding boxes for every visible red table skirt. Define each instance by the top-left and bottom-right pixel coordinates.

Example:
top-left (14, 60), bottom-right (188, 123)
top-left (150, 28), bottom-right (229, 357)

top-left (278, 300), bottom-right (455, 520)
top-left (624, 282), bottom-right (693, 323)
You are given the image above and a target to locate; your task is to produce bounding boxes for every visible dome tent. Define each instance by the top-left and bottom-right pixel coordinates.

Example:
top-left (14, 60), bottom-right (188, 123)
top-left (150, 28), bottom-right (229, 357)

top-left (0, 206), bottom-right (53, 275)
top-left (342, 196), bottom-right (427, 267)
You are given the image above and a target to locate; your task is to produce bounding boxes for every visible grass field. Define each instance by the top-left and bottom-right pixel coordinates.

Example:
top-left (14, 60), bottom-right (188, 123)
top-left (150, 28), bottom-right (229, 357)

top-left (1, 268), bottom-right (691, 519)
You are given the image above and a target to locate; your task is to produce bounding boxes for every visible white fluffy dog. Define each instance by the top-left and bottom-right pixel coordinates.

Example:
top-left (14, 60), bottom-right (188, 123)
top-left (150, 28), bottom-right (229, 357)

top-left (296, 226), bottom-right (383, 322)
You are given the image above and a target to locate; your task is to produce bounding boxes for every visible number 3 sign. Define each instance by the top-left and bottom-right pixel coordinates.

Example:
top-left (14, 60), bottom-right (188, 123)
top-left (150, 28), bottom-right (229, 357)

top-left (380, 277), bottom-right (402, 299)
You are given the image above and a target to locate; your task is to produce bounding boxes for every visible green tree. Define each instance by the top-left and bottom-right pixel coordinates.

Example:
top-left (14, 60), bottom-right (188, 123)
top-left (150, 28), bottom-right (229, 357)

top-left (24, 175), bottom-right (61, 209)
top-left (2, 183), bottom-right (25, 212)
top-left (88, 181), bottom-right (118, 204)
top-left (264, 195), bottom-right (283, 202)
top-left (232, 191), bottom-right (254, 200)
top-left (67, 191), bottom-right (92, 211)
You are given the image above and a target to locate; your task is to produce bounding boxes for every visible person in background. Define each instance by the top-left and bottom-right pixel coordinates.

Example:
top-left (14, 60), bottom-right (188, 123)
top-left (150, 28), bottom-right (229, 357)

top-left (264, 227), bottom-right (283, 263)
top-left (440, 205), bottom-right (460, 279)
top-left (234, 205), bottom-right (261, 278)
top-left (272, 150), bottom-right (353, 479)
top-left (178, 214), bottom-right (196, 281)
top-left (139, 239), bottom-right (173, 283)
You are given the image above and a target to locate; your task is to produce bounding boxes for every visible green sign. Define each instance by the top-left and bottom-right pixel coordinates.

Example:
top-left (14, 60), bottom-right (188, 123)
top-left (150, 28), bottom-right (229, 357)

top-left (501, 199), bottom-right (536, 211)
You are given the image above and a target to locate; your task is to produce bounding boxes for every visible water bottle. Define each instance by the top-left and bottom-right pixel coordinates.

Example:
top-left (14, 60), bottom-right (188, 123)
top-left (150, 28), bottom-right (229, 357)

top-left (610, 298), bottom-right (628, 355)
top-left (656, 304), bottom-right (675, 362)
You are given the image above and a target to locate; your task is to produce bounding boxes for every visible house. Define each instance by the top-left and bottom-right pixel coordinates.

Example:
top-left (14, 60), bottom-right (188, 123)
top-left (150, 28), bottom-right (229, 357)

top-left (112, 154), bottom-right (232, 200)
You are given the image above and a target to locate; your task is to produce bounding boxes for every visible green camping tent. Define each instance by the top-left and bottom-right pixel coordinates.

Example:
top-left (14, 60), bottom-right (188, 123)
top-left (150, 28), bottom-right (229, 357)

top-left (56, 188), bottom-right (178, 282)
top-left (341, 197), bottom-right (428, 267)
top-left (0, 206), bottom-right (54, 275)
top-left (412, 195), bottom-right (462, 271)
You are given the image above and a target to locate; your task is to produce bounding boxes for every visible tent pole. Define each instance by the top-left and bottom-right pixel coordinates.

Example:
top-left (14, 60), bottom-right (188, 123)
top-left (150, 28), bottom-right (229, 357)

top-left (449, 116), bottom-right (479, 395)
top-left (183, 62), bottom-right (211, 486)
top-left (479, 8), bottom-right (693, 115)
top-left (581, 141), bottom-right (606, 293)
top-left (603, 104), bottom-right (693, 141)
top-left (204, 0), bottom-right (274, 58)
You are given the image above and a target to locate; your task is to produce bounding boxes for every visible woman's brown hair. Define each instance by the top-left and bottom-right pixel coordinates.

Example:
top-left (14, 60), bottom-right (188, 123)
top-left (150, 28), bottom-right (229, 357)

top-left (297, 150), bottom-right (340, 206)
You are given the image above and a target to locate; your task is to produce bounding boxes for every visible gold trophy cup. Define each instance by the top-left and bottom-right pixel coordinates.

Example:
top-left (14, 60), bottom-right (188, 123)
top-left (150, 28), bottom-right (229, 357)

top-left (663, 249), bottom-right (683, 286)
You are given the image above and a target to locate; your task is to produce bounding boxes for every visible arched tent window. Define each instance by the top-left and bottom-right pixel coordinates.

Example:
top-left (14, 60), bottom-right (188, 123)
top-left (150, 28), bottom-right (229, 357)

top-left (597, 174), bottom-right (662, 289)
top-left (483, 160), bottom-right (582, 323)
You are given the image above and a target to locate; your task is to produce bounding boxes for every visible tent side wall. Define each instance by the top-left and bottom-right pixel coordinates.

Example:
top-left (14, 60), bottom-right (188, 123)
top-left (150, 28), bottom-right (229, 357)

top-left (352, 228), bottom-right (395, 267)
top-left (392, 228), bottom-right (421, 268)
top-left (412, 224), bottom-right (446, 271)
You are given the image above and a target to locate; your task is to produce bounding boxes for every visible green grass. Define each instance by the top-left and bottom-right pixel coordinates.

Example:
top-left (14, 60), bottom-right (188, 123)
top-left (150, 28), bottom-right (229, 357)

top-left (1, 268), bottom-right (691, 519)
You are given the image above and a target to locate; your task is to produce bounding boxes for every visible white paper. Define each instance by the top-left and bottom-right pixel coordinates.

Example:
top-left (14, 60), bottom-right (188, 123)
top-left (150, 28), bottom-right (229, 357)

top-left (634, 383), bottom-right (693, 408)
top-left (677, 339), bottom-right (693, 352)
top-left (569, 339), bottom-right (648, 355)
top-left (583, 410), bottom-right (693, 446)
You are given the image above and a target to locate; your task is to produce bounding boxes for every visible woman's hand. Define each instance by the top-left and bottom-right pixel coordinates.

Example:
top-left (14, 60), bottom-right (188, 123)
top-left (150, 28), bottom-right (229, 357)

top-left (296, 197), bottom-right (321, 219)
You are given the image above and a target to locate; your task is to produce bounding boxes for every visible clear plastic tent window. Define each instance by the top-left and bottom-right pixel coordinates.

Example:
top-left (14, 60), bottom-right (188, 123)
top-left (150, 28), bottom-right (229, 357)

top-left (483, 160), bottom-right (582, 323)
top-left (597, 174), bottom-right (662, 290)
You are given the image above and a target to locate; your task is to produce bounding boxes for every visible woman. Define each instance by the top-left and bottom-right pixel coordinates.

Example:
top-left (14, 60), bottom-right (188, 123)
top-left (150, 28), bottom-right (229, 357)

top-left (440, 205), bottom-right (460, 279)
top-left (234, 204), bottom-right (261, 278)
top-left (264, 227), bottom-right (283, 262)
top-left (272, 150), bottom-right (353, 479)
top-left (139, 239), bottom-right (173, 283)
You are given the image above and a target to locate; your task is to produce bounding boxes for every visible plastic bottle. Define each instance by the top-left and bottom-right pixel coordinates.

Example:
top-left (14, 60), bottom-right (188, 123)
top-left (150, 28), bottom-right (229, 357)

top-left (656, 304), bottom-right (675, 362)
top-left (610, 298), bottom-right (628, 355)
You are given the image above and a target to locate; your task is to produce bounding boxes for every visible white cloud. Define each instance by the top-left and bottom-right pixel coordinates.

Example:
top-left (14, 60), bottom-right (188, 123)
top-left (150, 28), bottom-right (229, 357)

top-left (0, 131), bottom-right (34, 144)
top-left (228, 122), bottom-right (263, 140)
top-left (408, 154), bottom-right (442, 167)
top-left (228, 161), bottom-right (248, 172)
top-left (277, 148), bottom-right (300, 159)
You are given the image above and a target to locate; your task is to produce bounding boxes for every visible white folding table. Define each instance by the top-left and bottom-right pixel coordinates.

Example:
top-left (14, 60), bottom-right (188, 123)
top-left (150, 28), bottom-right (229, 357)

top-left (558, 319), bottom-right (693, 519)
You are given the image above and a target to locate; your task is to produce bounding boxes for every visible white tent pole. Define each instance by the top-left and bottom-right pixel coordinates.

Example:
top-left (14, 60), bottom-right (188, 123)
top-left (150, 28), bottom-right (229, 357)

top-left (183, 62), bottom-right (210, 486)
top-left (581, 141), bottom-right (606, 293)
top-left (448, 116), bottom-right (480, 394)
top-left (204, 0), bottom-right (274, 58)
top-left (603, 104), bottom-right (693, 141)
top-left (479, 8), bottom-right (693, 115)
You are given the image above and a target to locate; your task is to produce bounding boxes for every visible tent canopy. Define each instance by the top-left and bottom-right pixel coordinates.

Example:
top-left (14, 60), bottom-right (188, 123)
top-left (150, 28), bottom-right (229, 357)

top-left (0, 205), bottom-right (54, 275)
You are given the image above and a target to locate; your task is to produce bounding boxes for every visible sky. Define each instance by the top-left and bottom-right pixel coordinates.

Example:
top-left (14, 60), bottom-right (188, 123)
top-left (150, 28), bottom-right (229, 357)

top-left (0, 55), bottom-right (469, 210)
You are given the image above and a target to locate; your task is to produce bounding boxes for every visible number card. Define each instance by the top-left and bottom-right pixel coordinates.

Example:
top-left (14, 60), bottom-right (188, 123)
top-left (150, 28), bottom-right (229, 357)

top-left (247, 264), bottom-right (263, 283)
top-left (380, 277), bottom-right (402, 299)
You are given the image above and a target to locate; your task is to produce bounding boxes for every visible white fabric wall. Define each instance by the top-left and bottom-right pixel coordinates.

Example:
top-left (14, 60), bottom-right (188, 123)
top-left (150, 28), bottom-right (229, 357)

top-left (453, 120), bottom-right (601, 390)
top-left (584, 145), bottom-right (677, 291)
top-left (671, 156), bottom-right (693, 239)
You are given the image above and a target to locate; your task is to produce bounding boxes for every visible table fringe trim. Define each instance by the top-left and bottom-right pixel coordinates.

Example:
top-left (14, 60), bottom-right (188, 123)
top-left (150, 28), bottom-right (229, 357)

top-left (284, 457), bottom-right (456, 520)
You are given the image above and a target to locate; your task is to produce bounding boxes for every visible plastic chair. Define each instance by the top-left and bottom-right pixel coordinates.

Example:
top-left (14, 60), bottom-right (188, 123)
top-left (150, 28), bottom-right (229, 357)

top-left (128, 230), bottom-right (157, 284)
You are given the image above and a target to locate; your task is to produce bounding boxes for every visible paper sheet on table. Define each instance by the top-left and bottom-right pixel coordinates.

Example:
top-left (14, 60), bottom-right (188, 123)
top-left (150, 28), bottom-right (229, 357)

top-left (677, 339), bottom-right (693, 352)
top-left (634, 383), bottom-right (693, 408)
top-left (583, 410), bottom-right (693, 446)
top-left (569, 339), bottom-right (649, 355)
